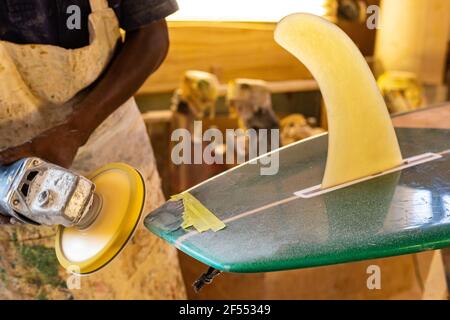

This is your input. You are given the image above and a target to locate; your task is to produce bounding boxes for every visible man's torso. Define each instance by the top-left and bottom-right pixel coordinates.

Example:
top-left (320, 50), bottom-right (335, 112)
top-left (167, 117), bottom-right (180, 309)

top-left (0, 0), bottom-right (178, 48)
top-left (0, 0), bottom-right (122, 48)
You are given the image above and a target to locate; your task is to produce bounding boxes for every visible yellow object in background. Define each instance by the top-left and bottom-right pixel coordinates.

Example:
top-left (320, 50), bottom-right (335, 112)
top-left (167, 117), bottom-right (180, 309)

top-left (275, 13), bottom-right (403, 189)
top-left (227, 78), bottom-right (278, 131)
top-left (377, 71), bottom-right (424, 114)
top-left (172, 70), bottom-right (220, 119)
top-left (280, 114), bottom-right (325, 146)
top-left (374, 0), bottom-right (450, 86)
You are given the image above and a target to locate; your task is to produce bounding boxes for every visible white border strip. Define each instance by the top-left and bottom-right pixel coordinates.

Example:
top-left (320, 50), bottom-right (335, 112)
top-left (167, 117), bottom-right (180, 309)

top-left (294, 152), bottom-right (443, 199)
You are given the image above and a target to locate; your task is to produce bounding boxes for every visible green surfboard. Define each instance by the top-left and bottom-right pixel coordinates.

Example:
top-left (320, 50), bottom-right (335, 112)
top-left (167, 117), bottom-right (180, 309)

top-left (145, 120), bottom-right (449, 273)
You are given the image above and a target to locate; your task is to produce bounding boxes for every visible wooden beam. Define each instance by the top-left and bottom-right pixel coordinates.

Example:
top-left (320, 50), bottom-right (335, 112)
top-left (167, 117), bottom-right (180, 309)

top-left (139, 22), bottom-right (314, 95)
top-left (375, 0), bottom-right (450, 85)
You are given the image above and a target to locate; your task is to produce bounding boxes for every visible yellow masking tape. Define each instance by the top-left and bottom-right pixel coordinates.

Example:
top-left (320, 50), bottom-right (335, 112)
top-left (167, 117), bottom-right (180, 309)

top-left (171, 193), bottom-right (226, 233)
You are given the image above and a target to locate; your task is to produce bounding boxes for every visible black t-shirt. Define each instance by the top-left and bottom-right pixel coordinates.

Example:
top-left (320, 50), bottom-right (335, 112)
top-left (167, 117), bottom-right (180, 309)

top-left (0, 0), bottom-right (178, 48)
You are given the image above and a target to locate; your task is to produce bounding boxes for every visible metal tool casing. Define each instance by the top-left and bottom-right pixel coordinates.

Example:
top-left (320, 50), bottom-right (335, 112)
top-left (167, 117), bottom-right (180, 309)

top-left (0, 158), bottom-right (95, 227)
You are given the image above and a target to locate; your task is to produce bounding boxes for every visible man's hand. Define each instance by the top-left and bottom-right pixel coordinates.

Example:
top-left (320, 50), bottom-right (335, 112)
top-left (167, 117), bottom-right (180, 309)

top-left (0, 120), bottom-right (88, 220)
top-left (0, 121), bottom-right (87, 168)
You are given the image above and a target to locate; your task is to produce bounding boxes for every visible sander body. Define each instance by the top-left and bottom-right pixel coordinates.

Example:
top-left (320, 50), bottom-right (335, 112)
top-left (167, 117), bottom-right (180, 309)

top-left (0, 158), bottom-right (145, 274)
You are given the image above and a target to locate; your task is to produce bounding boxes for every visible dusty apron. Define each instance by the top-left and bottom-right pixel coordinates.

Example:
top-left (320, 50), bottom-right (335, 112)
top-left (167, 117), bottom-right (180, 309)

top-left (0, 0), bottom-right (185, 299)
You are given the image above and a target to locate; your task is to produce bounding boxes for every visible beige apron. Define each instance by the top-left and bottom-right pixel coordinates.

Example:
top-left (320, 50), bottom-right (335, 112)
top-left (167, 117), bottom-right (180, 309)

top-left (0, 0), bottom-right (185, 299)
top-left (0, 0), bottom-right (119, 149)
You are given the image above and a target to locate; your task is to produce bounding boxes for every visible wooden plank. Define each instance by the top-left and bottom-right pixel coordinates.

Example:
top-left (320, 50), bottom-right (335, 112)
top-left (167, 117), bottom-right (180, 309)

top-left (142, 110), bottom-right (173, 124)
top-left (138, 79), bottom-right (319, 103)
top-left (138, 20), bottom-right (375, 95)
top-left (374, 0), bottom-right (450, 85)
top-left (391, 103), bottom-right (450, 129)
top-left (139, 22), bottom-right (313, 94)
top-left (216, 79), bottom-right (319, 96)
top-left (414, 251), bottom-right (448, 300)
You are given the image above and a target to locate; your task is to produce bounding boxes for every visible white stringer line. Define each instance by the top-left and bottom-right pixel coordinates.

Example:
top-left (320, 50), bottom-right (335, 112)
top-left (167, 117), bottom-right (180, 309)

top-left (174, 195), bottom-right (300, 247)
top-left (295, 152), bottom-right (442, 198)
top-left (175, 150), bottom-right (448, 247)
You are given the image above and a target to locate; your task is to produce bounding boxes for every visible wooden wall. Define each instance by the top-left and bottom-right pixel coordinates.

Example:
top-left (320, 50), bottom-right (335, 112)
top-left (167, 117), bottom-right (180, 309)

top-left (138, 18), bottom-right (378, 95)
top-left (374, 0), bottom-right (450, 85)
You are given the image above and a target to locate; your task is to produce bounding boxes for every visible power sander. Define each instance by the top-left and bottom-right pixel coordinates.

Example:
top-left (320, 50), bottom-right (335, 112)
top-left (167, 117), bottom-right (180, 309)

top-left (0, 157), bottom-right (145, 274)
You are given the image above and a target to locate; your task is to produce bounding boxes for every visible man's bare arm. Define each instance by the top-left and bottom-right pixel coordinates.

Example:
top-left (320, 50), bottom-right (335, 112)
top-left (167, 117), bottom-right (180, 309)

top-left (0, 19), bottom-right (170, 167)
top-left (72, 19), bottom-right (170, 144)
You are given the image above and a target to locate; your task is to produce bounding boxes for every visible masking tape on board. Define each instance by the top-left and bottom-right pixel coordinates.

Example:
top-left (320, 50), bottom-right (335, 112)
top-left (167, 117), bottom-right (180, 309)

top-left (171, 193), bottom-right (226, 233)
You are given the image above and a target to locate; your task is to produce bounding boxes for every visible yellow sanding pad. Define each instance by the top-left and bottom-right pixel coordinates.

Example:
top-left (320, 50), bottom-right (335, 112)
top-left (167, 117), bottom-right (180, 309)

top-left (55, 163), bottom-right (145, 275)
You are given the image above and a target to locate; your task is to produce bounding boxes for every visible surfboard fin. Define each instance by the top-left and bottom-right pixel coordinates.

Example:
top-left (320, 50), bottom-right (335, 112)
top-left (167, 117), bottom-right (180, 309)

top-left (275, 13), bottom-right (403, 189)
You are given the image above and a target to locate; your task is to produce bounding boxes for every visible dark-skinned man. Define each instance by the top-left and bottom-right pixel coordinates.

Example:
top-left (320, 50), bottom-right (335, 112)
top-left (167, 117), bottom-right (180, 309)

top-left (0, 0), bottom-right (185, 299)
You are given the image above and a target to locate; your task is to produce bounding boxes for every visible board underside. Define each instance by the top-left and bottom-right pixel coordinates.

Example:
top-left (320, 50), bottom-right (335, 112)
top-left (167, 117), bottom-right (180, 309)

top-left (145, 127), bottom-right (450, 273)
